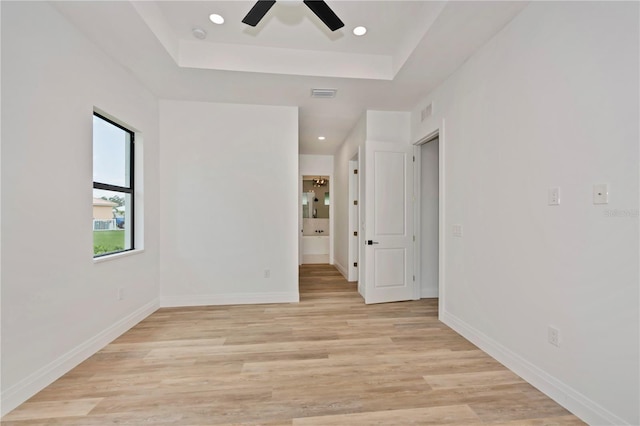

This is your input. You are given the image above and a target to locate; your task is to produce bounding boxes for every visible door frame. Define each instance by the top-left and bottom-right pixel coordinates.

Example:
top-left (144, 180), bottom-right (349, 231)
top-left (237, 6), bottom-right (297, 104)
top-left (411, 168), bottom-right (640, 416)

top-left (348, 155), bottom-right (360, 283)
top-left (413, 120), bottom-right (446, 317)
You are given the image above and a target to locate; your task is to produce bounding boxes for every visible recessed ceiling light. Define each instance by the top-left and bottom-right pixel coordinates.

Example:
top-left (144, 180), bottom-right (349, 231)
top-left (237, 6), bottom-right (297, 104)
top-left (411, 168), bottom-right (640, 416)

top-left (318, 136), bottom-right (326, 141)
top-left (209, 14), bottom-right (225, 25)
top-left (353, 26), bottom-right (367, 36)
top-left (192, 28), bottom-right (207, 40)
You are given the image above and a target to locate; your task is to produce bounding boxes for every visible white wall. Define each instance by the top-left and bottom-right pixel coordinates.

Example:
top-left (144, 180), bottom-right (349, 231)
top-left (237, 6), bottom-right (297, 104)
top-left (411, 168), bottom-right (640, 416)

top-left (411, 3), bottom-right (639, 424)
top-left (1, 1), bottom-right (160, 415)
top-left (419, 139), bottom-right (439, 298)
top-left (159, 100), bottom-right (299, 306)
top-left (366, 110), bottom-right (411, 145)
top-left (300, 155), bottom-right (333, 176)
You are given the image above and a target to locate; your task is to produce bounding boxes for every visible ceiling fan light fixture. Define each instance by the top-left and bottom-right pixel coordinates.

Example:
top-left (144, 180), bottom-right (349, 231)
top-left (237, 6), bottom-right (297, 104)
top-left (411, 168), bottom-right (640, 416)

top-left (209, 13), bottom-right (225, 25)
top-left (353, 26), bottom-right (367, 36)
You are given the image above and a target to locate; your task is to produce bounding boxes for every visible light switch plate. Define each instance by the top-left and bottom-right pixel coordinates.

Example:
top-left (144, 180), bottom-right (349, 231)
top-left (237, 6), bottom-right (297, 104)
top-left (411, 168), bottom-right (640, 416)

top-left (593, 184), bottom-right (609, 204)
top-left (548, 187), bottom-right (560, 206)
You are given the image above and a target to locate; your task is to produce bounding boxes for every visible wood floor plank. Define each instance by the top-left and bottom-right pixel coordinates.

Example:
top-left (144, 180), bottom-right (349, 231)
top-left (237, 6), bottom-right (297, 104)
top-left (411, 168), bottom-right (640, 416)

top-left (424, 370), bottom-right (526, 389)
top-left (486, 416), bottom-right (587, 425)
top-left (1, 264), bottom-right (585, 425)
top-left (292, 404), bottom-right (483, 425)
top-left (1, 398), bottom-right (104, 421)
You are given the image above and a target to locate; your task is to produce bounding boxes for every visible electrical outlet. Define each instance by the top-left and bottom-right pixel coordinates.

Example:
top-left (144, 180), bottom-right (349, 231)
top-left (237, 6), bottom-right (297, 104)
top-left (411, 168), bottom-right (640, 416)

top-left (452, 224), bottom-right (463, 237)
top-left (117, 287), bottom-right (124, 301)
top-left (264, 269), bottom-right (270, 279)
top-left (548, 326), bottom-right (560, 347)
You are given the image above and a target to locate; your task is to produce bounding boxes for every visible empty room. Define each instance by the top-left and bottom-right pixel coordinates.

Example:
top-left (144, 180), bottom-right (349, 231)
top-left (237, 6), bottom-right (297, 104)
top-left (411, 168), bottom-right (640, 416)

top-left (1, 1), bottom-right (638, 425)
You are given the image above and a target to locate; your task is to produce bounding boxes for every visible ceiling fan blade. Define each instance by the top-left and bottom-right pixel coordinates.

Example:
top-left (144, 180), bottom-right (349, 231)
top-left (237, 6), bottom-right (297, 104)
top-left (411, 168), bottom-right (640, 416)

top-left (242, 0), bottom-right (276, 27)
top-left (303, 0), bottom-right (344, 31)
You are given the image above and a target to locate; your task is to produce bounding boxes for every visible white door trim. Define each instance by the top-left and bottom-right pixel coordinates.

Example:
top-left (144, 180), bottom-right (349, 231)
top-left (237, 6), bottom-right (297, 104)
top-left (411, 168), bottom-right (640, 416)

top-left (412, 120), bottom-right (446, 318)
top-left (357, 146), bottom-right (364, 297)
top-left (299, 175), bottom-right (303, 266)
top-left (412, 143), bottom-right (422, 301)
top-left (348, 156), bottom-right (359, 282)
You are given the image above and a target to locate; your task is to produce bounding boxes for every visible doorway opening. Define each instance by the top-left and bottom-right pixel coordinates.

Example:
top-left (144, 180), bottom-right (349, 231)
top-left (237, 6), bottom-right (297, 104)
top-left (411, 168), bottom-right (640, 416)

top-left (414, 130), bottom-right (441, 304)
top-left (301, 175), bottom-right (331, 264)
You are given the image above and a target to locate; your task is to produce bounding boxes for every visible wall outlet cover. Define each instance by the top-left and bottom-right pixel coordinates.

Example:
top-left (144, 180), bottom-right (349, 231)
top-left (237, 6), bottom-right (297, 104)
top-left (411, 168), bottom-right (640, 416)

top-left (548, 326), bottom-right (560, 347)
top-left (548, 187), bottom-right (560, 205)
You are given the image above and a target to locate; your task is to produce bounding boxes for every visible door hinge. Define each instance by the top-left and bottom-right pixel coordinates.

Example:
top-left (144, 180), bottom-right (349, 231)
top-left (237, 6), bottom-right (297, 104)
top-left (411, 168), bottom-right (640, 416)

top-left (353, 231), bottom-right (358, 236)
top-left (354, 262), bottom-right (358, 267)
top-left (413, 275), bottom-right (415, 281)
top-left (413, 155), bottom-right (415, 162)
top-left (354, 169), bottom-right (358, 174)
top-left (353, 200), bottom-right (358, 206)
top-left (413, 235), bottom-right (415, 242)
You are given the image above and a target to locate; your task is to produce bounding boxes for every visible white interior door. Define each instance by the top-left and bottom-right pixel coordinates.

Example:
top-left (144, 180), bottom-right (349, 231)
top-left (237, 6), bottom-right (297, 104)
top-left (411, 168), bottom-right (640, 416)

top-left (364, 140), bottom-right (414, 304)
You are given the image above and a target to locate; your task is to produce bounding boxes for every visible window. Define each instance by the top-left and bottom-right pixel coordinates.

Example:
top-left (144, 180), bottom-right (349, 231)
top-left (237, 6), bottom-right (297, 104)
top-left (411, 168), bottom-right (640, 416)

top-left (92, 113), bottom-right (134, 257)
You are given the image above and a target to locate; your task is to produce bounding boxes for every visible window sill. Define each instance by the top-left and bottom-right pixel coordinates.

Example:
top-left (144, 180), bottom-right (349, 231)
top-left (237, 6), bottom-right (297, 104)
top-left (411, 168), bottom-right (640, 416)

top-left (93, 249), bottom-right (144, 264)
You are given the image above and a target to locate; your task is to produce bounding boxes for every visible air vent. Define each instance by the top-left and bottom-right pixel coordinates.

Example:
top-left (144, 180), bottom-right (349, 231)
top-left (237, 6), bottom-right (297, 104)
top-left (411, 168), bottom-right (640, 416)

top-left (311, 88), bottom-right (337, 99)
top-left (420, 103), bottom-right (433, 122)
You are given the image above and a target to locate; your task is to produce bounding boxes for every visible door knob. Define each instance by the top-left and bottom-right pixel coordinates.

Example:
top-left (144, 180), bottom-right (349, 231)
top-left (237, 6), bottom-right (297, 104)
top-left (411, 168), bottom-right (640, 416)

top-left (367, 240), bottom-right (379, 245)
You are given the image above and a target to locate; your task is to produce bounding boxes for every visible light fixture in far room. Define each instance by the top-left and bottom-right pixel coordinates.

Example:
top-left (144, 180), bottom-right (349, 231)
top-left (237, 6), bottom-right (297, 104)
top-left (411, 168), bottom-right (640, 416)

top-left (318, 136), bottom-right (326, 141)
top-left (313, 177), bottom-right (327, 187)
top-left (209, 13), bottom-right (225, 25)
top-left (353, 26), bottom-right (367, 36)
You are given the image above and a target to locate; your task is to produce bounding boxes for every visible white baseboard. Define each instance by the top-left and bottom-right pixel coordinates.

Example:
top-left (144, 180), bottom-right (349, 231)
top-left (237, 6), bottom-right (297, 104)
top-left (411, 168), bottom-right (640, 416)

top-left (1, 299), bottom-right (159, 417)
top-left (441, 310), bottom-right (630, 426)
top-left (420, 287), bottom-right (439, 298)
top-left (160, 291), bottom-right (299, 308)
top-left (333, 260), bottom-right (348, 280)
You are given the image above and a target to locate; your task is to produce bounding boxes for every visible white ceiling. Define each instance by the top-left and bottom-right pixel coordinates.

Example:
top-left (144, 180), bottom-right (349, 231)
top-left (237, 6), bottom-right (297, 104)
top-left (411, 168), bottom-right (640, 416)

top-left (157, 1), bottom-right (436, 55)
top-left (53, 1), bottom-right (528, 155)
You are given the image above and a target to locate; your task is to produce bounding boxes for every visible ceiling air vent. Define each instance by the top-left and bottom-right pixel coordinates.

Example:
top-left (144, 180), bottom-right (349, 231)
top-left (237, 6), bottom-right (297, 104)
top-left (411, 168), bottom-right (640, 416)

top-left (311, 88), bottom-right (337, 99)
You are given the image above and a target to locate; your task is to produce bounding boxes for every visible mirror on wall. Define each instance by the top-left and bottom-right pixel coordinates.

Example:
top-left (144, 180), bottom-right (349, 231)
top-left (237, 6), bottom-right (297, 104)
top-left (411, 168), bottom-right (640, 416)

top-left (302, 176), bottom-right (329, 219)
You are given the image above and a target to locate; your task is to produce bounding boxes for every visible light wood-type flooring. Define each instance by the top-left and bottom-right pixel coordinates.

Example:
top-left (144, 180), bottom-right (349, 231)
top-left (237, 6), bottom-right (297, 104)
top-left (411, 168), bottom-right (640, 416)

top-left (2, 264), bottom-right (584, 425)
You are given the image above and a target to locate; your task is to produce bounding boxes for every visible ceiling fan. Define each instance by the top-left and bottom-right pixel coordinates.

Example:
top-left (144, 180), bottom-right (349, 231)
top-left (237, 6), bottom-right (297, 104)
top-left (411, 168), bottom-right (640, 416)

top-left (242, 0), bottom-right (345, 32)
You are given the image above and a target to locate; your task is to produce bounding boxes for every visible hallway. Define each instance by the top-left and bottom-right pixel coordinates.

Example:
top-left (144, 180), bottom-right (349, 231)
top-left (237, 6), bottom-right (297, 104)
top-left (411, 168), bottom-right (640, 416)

top-left (2, 265), bottom-right (582, 425)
